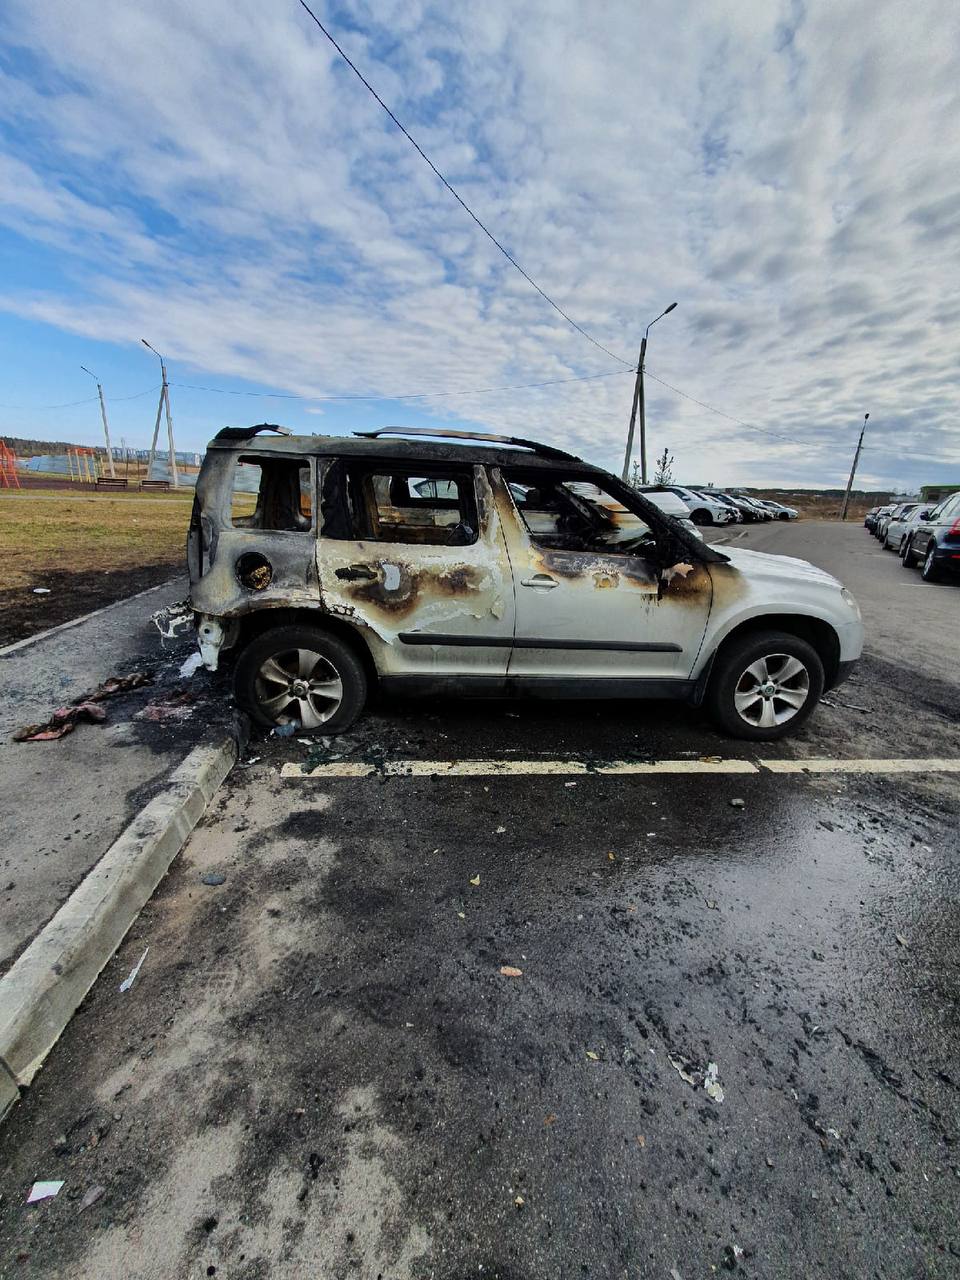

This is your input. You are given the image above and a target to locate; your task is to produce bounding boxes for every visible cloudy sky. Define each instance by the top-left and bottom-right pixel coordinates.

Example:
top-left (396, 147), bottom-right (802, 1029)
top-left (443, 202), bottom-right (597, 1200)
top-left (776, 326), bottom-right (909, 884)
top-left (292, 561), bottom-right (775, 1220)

top-left (1, 0), bottom-right (958, 488)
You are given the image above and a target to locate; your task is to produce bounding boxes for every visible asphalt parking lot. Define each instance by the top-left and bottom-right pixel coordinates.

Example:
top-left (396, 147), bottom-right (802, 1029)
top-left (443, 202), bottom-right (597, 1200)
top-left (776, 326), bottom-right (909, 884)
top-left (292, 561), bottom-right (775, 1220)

top-left (1, 521), bottom-right (958, 1279)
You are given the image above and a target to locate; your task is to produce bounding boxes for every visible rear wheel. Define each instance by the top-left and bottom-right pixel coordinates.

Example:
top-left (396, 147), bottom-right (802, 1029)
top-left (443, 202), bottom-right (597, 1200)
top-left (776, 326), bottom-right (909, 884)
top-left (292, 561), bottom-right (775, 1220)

top-left (707, 631), bottom-right (824, 741)
top-left (921, 544), bottom-right (943, 583)
top-left (235, 625), bottom-right (367, 732)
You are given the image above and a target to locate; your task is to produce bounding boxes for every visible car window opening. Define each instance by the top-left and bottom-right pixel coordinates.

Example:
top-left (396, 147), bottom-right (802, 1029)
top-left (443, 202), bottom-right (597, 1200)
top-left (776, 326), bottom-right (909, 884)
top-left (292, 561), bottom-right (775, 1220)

top-left (321, 462), bottom-right (478, 547)
top-left (503, 470), bottom-right (669, 558)
top-left (231, 457), bottom-right (312, 531)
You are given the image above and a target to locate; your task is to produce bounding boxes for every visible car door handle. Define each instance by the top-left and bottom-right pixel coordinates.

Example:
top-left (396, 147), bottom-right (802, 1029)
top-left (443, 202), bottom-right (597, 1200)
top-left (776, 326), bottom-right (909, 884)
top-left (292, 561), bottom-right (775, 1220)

top-left (520, 574), bottom-right (559, 590)
top-left (335, 564), bottom-right (377, 581)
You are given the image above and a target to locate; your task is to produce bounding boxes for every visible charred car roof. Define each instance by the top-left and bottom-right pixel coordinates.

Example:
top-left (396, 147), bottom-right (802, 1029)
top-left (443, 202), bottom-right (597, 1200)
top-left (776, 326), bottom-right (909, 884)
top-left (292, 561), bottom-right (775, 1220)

top-left (207, 427), bottom-right (600, 473)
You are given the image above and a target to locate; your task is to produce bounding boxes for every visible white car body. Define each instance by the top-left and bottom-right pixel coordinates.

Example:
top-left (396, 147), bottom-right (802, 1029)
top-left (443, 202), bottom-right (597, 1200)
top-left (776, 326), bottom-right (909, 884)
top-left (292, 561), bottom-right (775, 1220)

top-left (631, 485), bottom-right (705, 538)
top-left (190, 430), bottom-right (863, 711)
top-left (662, 485), bottom-right (737, 525)
top-left (758, 500), bottom-right (799, 520)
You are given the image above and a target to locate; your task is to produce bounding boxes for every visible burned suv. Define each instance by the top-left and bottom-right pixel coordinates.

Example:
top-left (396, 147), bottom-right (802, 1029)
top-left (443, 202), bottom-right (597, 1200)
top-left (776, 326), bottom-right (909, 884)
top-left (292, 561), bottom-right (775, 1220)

top-left (185, 425), bottom-right (863, 740)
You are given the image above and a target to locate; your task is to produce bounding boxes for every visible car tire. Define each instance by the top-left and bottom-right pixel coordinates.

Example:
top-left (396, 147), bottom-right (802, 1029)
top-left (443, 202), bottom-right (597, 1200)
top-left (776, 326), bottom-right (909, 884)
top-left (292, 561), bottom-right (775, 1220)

top-left (690, 508), bottom-right (712, 526)
top-left (235, 625), bottom-right (367, 733)
top-left (920, 544), bottom-right (943, 583)
top-left (902, 537), bottom-right (920, 568)
top-left (707, 630), bottom-right (824, 741)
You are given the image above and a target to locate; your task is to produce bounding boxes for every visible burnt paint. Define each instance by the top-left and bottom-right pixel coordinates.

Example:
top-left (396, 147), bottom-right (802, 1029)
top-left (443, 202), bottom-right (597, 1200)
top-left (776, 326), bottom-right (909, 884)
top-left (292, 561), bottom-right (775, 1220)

top-left (347, 560), bottom-right (488, 620)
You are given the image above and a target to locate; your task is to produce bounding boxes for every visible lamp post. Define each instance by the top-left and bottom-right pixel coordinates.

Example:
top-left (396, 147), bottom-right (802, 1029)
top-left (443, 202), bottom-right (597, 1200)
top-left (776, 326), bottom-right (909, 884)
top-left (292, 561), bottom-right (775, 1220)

top-left (622, 302), bottom-right (677, 484)
top-left (142, 339), bottom-right (179, 487)
top-left (840, 413), bottom-right (870, 520)
top-left (80, 366), bottom-right (116, 477)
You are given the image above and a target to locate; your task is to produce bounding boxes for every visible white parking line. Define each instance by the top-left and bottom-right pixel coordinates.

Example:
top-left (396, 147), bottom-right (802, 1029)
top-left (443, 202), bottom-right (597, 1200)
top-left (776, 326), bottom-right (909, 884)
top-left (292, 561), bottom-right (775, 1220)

top-left (280, 756), bottom-right (960, 779)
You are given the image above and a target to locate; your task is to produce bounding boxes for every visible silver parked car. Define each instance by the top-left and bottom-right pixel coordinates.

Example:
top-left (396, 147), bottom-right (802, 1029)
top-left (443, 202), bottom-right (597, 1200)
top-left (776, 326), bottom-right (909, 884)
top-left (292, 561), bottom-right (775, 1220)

top-left (881, 504), bottom-right (921, 551)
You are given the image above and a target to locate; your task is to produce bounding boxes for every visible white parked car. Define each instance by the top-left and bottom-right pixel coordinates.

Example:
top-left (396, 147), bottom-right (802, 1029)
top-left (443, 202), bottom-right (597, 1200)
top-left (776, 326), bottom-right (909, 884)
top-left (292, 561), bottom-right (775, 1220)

top-left (632, 485), bottom-right (704, 538)
top-left (185, 426), bottom-right (864, 740)
top-left (758, 500), bottom-right (799, 521)
top-left (657, 485), bottom-right (737, 526)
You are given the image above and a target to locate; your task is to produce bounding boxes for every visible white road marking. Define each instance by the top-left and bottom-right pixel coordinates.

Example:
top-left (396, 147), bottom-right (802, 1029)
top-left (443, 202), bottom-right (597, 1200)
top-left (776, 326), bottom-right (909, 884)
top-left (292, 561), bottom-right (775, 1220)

top-left (281, 756), bottom-right (960, 779)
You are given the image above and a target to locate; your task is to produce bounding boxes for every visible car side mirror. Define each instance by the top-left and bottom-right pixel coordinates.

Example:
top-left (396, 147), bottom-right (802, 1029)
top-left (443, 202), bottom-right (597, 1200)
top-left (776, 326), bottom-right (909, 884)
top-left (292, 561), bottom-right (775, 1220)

top-left (920, 509), bottom-right (932, 519)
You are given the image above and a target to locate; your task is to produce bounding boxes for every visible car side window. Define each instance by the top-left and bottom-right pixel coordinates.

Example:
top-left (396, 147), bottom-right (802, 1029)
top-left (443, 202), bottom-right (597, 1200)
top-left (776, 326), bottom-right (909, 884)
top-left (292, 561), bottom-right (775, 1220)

top-left (503, 469), bottom-right (656, 555)
top-left (321, 462), bottom-right (479, 546)
top-left (936, 494), bottom-right (960, 519)
top-left (231, 456), bottom-right (312, 531)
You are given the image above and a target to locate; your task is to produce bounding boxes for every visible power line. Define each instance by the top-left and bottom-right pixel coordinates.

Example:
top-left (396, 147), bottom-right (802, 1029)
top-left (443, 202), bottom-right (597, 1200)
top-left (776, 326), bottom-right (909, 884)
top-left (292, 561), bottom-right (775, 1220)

top-left (0, 394), bottom-right (98, 411)
top-left (645, 370), bottom-right (798, 445)
top-left (173, 368), bottom-right (632, 402)
top-left (0, 385), bottom-right (160, 412)
top-left (296, 1), bottom-right (632, 368)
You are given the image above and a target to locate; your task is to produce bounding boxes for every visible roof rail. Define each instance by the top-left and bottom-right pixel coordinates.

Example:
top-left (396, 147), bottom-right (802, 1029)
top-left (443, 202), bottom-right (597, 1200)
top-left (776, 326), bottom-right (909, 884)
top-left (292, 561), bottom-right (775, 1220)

top-left (213, 422), bottom-right (292, 442)
top-left (353, 425), bottom-right (577, 461)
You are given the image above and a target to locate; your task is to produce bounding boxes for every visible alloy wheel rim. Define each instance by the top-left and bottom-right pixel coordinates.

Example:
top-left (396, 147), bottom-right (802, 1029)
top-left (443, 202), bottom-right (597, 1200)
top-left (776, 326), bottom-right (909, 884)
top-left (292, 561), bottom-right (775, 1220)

top-left (734, 653), bottom-right (811, 729)
top-left (254, 648), bottom-right (343, 728)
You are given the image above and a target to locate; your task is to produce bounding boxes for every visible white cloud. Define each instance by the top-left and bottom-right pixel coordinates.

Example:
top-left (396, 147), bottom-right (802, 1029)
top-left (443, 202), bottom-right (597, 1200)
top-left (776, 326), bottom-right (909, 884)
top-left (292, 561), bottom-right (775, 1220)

top-left (0, 0), bottom-right (958, 486)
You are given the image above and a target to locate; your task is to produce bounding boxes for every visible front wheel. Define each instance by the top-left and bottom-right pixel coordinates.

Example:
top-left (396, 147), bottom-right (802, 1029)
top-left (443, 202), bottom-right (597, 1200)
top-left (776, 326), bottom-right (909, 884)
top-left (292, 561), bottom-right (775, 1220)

top-left (902, 537), bottom-right (920, 568)
top-left (690, 508), bottom-right (712, 526)
top-left (235, 625), bottom-right (367, 732)
top-left (707, 631), bottom-right (824, 740)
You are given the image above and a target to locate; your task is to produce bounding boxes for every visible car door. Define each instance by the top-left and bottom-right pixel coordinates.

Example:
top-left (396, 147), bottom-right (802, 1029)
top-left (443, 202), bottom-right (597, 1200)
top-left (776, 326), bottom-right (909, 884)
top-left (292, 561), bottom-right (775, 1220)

top-left (927, 494), bottom-right (960, 554)
top-left (911, 499), bottom-right (948, 558)
top-left (317, 459), bottom-right (515, 677)
top-left (492, 466), bottom-right (712, 683)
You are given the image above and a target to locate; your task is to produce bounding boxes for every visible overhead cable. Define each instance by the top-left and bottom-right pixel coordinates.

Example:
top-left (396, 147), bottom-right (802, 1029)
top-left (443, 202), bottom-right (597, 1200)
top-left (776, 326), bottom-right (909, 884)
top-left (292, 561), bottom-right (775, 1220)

top-left (296, 0), bottom-right (632, 368)
top-left (645, 370), bottom-right (798, 445)
top-left (0, 385), bottom-right (159, 411)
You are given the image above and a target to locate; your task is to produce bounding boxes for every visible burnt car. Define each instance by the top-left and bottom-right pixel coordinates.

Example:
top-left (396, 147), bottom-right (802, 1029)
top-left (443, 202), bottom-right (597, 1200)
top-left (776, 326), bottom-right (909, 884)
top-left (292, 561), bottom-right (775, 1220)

top-left (183, 425), bottom-right (863, 740)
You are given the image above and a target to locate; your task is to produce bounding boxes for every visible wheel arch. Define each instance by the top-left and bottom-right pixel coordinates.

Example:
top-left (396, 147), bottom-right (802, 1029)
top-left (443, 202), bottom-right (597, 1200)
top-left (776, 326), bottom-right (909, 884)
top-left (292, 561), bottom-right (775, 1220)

top-left (705, 613), bottom-right (841, 690)
top-left (232, 607), bottom-right (379, 689)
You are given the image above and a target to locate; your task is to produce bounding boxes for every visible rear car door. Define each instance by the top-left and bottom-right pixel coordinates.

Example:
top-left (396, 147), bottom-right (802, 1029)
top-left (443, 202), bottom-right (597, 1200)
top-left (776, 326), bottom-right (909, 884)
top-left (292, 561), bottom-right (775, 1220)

top-left (317, 459), bottom-right (514, 677)
top-left (911, 499), bottom-right (948, 559)
top-left (492, 466), bottom-right (712, 683)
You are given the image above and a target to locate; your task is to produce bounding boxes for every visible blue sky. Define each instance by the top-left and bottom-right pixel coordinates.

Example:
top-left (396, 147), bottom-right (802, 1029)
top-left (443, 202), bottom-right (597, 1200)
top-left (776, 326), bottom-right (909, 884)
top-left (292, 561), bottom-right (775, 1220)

top-left (1, 0), bottom-right (958, 489)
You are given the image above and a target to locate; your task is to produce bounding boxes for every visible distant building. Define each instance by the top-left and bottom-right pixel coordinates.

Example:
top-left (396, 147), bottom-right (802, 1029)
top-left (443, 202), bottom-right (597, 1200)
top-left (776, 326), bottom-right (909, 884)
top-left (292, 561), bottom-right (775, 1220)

top-left (920, 483), bottom-right (960, 503)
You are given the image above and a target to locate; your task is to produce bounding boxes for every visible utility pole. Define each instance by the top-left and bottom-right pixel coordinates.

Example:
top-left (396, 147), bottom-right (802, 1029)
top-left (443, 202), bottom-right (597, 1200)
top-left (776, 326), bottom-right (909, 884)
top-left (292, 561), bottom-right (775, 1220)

top-left (622, 302), bottom-right (677, 484)
top-left (80, 366), bottom-right (116, 477)
top-left (840, 413), bottom-right (869, 520)
top-left (142, 339), bottom-right (179, 487)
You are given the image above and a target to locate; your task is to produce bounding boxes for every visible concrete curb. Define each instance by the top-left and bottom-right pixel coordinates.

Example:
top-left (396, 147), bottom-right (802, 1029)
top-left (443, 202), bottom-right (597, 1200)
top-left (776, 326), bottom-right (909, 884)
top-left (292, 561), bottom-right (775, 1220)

top-left (0, 734), bottom-right (237, 1119)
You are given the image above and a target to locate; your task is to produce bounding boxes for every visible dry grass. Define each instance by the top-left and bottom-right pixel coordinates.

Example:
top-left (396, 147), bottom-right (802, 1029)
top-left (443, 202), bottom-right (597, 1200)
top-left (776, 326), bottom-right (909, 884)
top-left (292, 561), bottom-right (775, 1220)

top-left (0, 489), bottom-right (195, 590)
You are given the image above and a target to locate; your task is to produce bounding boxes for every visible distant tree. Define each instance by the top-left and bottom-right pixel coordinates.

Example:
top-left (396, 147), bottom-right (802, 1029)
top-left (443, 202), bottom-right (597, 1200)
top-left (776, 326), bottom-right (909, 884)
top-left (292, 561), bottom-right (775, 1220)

top-left (653, 447), bottom-right (675, 485)
top-left (629, 461), bottom-right (642, 489)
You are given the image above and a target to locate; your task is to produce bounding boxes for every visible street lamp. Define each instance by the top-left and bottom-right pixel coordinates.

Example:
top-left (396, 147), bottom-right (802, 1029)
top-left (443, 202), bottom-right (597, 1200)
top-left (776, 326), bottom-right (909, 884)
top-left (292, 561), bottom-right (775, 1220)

top-left (79, 365), bottom-right (116, 477)
top-left (142, 339), bottom-right (179, 487)
top-left (840, 413), bottom-right (870, 520)
top-left (622, 302), bottom-right (678, 484)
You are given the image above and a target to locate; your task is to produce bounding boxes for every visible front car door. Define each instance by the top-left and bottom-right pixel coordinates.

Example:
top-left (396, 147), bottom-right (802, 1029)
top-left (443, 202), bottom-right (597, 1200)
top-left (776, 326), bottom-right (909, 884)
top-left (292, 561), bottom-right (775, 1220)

top-left (317, 458), bottom-right (515, 683)
top-left (491, 466), bottom-right (713, 687)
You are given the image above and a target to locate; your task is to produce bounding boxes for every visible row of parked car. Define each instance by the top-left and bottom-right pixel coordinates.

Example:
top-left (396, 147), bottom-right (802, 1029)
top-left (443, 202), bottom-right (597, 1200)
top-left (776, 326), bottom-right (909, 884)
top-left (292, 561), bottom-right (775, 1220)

top-left (865, 494), bottom-right (960, 583)
top-left (637, 485), bottom-right (799, 526)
